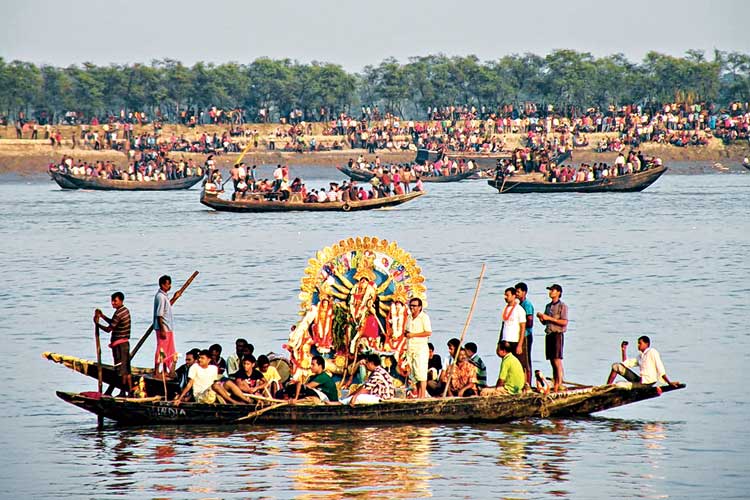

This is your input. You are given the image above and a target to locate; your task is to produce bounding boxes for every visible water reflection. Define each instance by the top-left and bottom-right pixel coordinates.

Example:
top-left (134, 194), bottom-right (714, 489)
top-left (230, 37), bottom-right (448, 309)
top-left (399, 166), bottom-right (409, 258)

top-left (289, 425), bottom-right (433, 499)
top-left (56, 417), bottom-right (680, 499)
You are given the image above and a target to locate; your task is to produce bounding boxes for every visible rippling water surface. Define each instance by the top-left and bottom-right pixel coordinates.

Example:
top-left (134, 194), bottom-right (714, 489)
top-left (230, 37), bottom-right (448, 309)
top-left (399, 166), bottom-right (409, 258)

top-left (1, 162), bottom-right (748, 499)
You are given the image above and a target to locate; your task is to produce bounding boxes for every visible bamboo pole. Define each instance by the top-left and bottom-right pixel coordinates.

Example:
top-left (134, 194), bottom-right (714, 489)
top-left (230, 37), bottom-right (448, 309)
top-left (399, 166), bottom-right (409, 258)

top-left (442, 264), bottom-right (486, 398)
top-left (94, 324), bottom-right (104, 428)
top-left (129, 271), bottom-right (199, 360)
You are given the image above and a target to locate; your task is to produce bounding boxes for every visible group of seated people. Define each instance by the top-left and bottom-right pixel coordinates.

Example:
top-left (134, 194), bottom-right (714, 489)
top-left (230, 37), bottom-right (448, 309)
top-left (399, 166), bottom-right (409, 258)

top-left (173, 338), bottom-right (395, 405)
top-left (50, 155), bottom-right (204, 181)
top-left (496, 150), bottom-right (660, 182)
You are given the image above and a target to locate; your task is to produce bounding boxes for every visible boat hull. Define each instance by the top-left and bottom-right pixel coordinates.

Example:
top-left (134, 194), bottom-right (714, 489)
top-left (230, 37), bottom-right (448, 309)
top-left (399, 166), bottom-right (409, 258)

top-left (49, 171), bottom-right (80, 189)
top-left (488, 165), bottom-right (668, 193)
top-left (56, 382), bottom-right (684, 426)
top-left (200, 190), bottom-right (424, 213)
top-left (54, 173), bottom-right (204, 191)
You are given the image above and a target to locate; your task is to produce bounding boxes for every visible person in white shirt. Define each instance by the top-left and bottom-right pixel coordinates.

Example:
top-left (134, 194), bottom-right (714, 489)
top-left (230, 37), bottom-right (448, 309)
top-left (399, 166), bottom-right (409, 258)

top-left (497, 287), bottom-right (527, 369)
top-left (607, 336), bottom-right (680, 387)
top-left (405, 297), bottom-right (432, 399)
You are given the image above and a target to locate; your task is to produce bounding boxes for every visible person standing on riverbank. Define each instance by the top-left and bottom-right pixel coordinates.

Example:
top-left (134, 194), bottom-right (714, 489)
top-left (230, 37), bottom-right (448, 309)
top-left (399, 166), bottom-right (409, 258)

top-left (154, 275), bottom-right (177, 377)
top-left (537, 284), bottom-right (568, 392)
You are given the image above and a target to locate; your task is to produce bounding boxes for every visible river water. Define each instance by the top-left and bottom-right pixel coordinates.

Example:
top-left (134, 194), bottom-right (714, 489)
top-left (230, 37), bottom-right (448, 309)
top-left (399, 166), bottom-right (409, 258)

top-left (0, 162), bottom-right (748, 499)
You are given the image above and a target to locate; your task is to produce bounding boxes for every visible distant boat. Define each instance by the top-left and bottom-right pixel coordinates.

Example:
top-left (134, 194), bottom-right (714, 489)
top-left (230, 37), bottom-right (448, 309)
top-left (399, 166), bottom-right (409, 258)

top-left (50, 172), bottom-right (204, 191)
top-left (415, 149), bottom-right (571, 169)
top-left (55, 381), bottom-right (685, 426)
top-left (337, 164), bottom-right (477, 183)
top-left (200, 189), bottom-right (425, 213)
top-left (488, 165), bottom-right (668, 193)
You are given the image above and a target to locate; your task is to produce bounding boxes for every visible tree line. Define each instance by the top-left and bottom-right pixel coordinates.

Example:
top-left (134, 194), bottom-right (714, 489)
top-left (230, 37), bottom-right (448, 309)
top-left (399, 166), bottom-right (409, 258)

top-left (1, 49), bottom-right (749, 124)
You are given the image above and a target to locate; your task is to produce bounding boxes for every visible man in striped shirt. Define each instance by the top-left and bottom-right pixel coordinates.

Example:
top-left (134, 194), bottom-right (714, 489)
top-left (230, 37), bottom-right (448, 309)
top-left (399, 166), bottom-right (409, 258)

top-left (94, 291), bottom-right (132, 395)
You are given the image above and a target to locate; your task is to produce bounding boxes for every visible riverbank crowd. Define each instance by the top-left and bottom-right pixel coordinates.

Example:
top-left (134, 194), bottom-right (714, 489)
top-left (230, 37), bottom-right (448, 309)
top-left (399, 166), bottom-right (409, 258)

top-left (12, 100), bottom-right (749, 156)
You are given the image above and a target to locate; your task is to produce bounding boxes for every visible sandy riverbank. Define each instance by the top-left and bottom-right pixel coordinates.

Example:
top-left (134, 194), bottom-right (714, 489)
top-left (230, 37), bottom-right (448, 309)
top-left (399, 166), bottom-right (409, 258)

top-left (1, 124), bottom-right (747, 176)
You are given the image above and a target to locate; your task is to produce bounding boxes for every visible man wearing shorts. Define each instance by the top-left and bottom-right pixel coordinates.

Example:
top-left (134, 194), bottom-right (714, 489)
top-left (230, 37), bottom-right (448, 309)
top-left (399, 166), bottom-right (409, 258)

top-left (94, 291), bottom-right (132, 396)
top-left (405, 297), bottom-right (432, 398)
top-left (537, 284), bottom-right (568, 392)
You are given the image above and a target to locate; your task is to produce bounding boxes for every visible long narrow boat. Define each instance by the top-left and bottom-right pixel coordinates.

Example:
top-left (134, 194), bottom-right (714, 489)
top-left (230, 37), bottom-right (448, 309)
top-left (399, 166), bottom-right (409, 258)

top-left (488, 165), bottom-right (668, 193)
top-left (55, 382), bottom-right (685, 426)
top-left (415, 149), bottom-right (571, 169)
top-left (200, 189), bottom-right (425, 212)
top-left (336, 164), bottom-right (477, 183)
top-left (49, 170), bottom-right (80, 189)
top-left (52, 172), bottom-right (204, 191)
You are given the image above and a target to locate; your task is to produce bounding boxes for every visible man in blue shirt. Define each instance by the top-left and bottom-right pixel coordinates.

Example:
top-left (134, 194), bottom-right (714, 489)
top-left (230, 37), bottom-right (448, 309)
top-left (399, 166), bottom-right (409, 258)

top-left (515, 282), bottom-right (534, 387)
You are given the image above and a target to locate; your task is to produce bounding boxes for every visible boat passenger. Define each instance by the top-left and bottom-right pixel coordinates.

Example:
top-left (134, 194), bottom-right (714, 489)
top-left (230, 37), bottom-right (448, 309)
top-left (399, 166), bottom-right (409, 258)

top-left (606, 336), bottom-right (680, 388)
top-left (257, 355), bottom-right (282, 397)
top-left (228, 355), bottom-right (267, 396)
top-left (226, 338), bottom-right (250, 376)
top-left (286, 355), bottom-right (339, 403)
top-left (175, 348), bottom-right (201, 396)
top-left (427, 342), bottom-right (442, 381)
top-left (174, 349), bottom-right (244, 405)
top-left (339, 354), bottom-right (394, 405)
top-left (209, 343), bottom-right (228, 377)
top-left (464, 342), bottom-right (487, 389)
top-left (481, 342), bottom-right (525, 396)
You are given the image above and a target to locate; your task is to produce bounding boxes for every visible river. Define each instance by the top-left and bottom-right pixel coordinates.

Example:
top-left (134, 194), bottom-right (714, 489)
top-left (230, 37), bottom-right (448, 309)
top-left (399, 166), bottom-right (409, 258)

top-left (0, 162), bottom-right (748, 499)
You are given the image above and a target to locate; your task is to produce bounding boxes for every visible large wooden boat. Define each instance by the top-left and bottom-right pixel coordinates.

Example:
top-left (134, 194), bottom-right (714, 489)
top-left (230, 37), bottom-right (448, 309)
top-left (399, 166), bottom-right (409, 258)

top-left (51, 172), bottom-right (204, 191)
top-left (49, 170), bottom-right (80, 189)
top-left (415, 149), bottom-right (571, 170)
top-left (336, 164), bottom-right (477, 183)
top-left (200, 189), bottom-right (425, 212)
top-left (55, 382), bottom-right (685, 426)
top-left (488, 165), bottom-right (668, 193)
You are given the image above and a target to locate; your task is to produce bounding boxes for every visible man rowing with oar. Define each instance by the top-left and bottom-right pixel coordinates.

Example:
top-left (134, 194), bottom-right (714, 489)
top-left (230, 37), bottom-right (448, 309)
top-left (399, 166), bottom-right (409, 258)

top-left (93, 291), bottom-right (132, 396)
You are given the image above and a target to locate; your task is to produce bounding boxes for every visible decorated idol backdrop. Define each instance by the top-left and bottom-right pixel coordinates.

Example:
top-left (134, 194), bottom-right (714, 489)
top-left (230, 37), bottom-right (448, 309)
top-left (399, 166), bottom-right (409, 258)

top-left (285, 237), bottom-right (426, 385)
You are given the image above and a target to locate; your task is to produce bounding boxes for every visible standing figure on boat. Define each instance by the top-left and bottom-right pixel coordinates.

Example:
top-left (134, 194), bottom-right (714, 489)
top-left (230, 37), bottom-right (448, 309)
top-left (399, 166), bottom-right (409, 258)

top-left (312, 294), bottom-right (335, 354)
top-left (384, 292), bottom-right (409, 377)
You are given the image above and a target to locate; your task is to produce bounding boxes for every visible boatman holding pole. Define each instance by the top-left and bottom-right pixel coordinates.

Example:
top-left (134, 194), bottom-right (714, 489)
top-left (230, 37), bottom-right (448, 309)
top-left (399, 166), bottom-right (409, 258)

top-left (94, 291), bottom-right (132, 395)
top-left (154, 275), bottom-right (177, 378)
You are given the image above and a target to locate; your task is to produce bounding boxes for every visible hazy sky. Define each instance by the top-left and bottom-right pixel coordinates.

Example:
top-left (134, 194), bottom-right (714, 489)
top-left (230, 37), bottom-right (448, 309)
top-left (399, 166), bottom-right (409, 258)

top-left (2, 0), bottom-right (748, 71)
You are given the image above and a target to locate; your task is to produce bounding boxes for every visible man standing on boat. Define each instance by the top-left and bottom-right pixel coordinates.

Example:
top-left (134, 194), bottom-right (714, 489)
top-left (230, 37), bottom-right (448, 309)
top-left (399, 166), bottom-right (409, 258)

top-left (515, 282), bottom-right (535, 387)
top-left (153, 275), bottom-right (177, 378)
top-left (498, 287), bottom-right (526, 370)
top-left (405, 297), bottom-right (432, 398)
top-left (537, 284), bottom-right (568, 392)
top-left (607, 336), bottom-right (680, 388)
top-left (94, 291), bottom-right (132, 395)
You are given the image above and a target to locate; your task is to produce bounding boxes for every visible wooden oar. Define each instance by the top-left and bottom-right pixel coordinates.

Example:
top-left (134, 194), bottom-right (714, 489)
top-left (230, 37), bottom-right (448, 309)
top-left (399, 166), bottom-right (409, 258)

top-left (129, 271), bottom-right (199, 360)
top-left (94, 324), bottom-right (104, 428)
top-left (443, 263), bottom-right (486, 398)
top-left (235, 402), bottom-right (287, 422)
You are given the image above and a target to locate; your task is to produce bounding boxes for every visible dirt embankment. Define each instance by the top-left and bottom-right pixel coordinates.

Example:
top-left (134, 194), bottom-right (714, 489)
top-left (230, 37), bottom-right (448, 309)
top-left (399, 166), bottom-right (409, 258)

top-left (1, 124), bottom-right (747, 176)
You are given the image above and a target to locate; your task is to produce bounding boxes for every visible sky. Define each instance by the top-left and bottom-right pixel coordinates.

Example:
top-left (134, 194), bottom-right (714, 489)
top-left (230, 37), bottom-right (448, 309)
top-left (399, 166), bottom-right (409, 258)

top-left (2, 0), bottom-right (748, 71)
